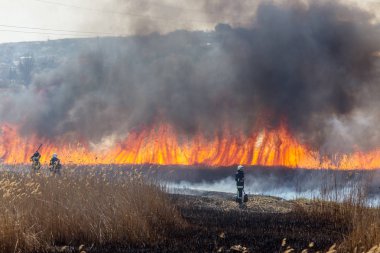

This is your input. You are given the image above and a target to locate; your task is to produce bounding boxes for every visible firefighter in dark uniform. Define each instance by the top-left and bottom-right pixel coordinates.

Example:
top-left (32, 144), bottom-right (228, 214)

top-left (30, 151), bottom-right (41, 163)
top-left (30, 151), bottom-right (42, 171)
top-left (49, 153), bottom-right (61, 175)
top-left (235, 165), bottom-right (245, 204)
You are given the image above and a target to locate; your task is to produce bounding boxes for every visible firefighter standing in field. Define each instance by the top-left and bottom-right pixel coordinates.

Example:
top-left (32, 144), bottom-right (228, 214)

top-left (30, 144), bottom-right (43, 172)
top-left (235, 165), bottom-right (245, 204)
top-left (49, 153), bottom-right (61, 175)
top-left (30, 151), bottom-right (41, 171)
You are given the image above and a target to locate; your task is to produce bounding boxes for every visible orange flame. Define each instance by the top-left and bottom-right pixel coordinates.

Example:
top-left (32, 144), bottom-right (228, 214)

top-left (1, 124), bottom-right (380, 169)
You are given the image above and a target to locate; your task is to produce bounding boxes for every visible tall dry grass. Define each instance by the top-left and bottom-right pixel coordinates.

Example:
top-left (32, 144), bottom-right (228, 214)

top-left (296, 175), bottom-right (380, 253)
top-left (0, 167), bottom-right (183, 252)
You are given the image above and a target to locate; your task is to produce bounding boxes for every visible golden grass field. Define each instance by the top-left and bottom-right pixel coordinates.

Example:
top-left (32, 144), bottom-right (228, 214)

top-left (0, 167), bottom-right (182, 252)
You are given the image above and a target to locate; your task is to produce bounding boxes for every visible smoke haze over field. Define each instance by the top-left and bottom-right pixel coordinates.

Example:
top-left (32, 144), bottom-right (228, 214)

top-left (1, 0), bottom-right (380, 154)
top-left (163, 168), bottom-right (380, 203)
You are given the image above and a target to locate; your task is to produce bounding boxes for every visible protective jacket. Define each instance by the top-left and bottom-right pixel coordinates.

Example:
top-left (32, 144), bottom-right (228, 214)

top-left (50, 157), bottom-right (60, 165)
top-left (31, 152), bottom-right (41, 161)
top-left (235, 170), bottom-right (244, 187)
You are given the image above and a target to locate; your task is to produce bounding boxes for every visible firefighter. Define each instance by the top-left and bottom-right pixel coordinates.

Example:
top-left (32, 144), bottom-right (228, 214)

top-left (49, 153), bottom-right (61, 174)
top-left (30, 151), bottom-right (41, 163)
top-left (235, 165), bottom-right (245, 204)
top-left (30, 151), bottom-right (41, 171)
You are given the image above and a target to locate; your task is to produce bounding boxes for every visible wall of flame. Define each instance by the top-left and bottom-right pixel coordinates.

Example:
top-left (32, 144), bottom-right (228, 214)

top-left (1, 124), bottom-right (380, 169)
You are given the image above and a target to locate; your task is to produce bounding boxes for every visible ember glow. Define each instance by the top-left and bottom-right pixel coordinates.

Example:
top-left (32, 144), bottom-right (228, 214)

top-left (1, 124), bottom-right (380, 169)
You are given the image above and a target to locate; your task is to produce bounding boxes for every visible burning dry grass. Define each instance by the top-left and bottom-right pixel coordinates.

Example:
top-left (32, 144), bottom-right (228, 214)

top-left (0, 167), bottom-right (182, 252)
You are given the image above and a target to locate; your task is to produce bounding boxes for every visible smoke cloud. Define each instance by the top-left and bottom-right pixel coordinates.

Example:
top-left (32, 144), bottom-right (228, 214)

top-left (1, 0), bottom-right (380, 154)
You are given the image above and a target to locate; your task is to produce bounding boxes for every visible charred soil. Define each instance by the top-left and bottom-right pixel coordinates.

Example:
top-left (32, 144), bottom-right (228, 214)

top-left (101, 192), bottom-right (349, 253)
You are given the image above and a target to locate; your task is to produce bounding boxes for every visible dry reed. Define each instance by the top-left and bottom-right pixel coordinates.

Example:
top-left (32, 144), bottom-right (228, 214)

top-left (293, 175), bottom-right (380, 253)
top-left (0, 167), bottom-right (183, 252)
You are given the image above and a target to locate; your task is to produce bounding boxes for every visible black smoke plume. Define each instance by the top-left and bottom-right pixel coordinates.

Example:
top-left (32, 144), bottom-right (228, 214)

top-left (1, 0), bottom-right (380, 154)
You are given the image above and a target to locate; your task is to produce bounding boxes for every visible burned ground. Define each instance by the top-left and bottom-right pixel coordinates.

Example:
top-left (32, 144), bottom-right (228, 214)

top-left (89, 192), bottom-right (348, 253)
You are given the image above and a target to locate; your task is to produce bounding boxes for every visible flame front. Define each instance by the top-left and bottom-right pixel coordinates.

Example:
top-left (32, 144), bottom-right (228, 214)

top-left (1, 124), bottom-right (380, 169)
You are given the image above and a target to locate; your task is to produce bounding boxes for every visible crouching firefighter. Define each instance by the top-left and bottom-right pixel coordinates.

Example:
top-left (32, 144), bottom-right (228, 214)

top-left (235, 165), bottom-right (248, 205)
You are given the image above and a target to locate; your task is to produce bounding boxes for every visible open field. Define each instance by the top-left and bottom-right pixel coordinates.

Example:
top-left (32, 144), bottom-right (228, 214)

top-left (0, 165), bottom-right (378, 252)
